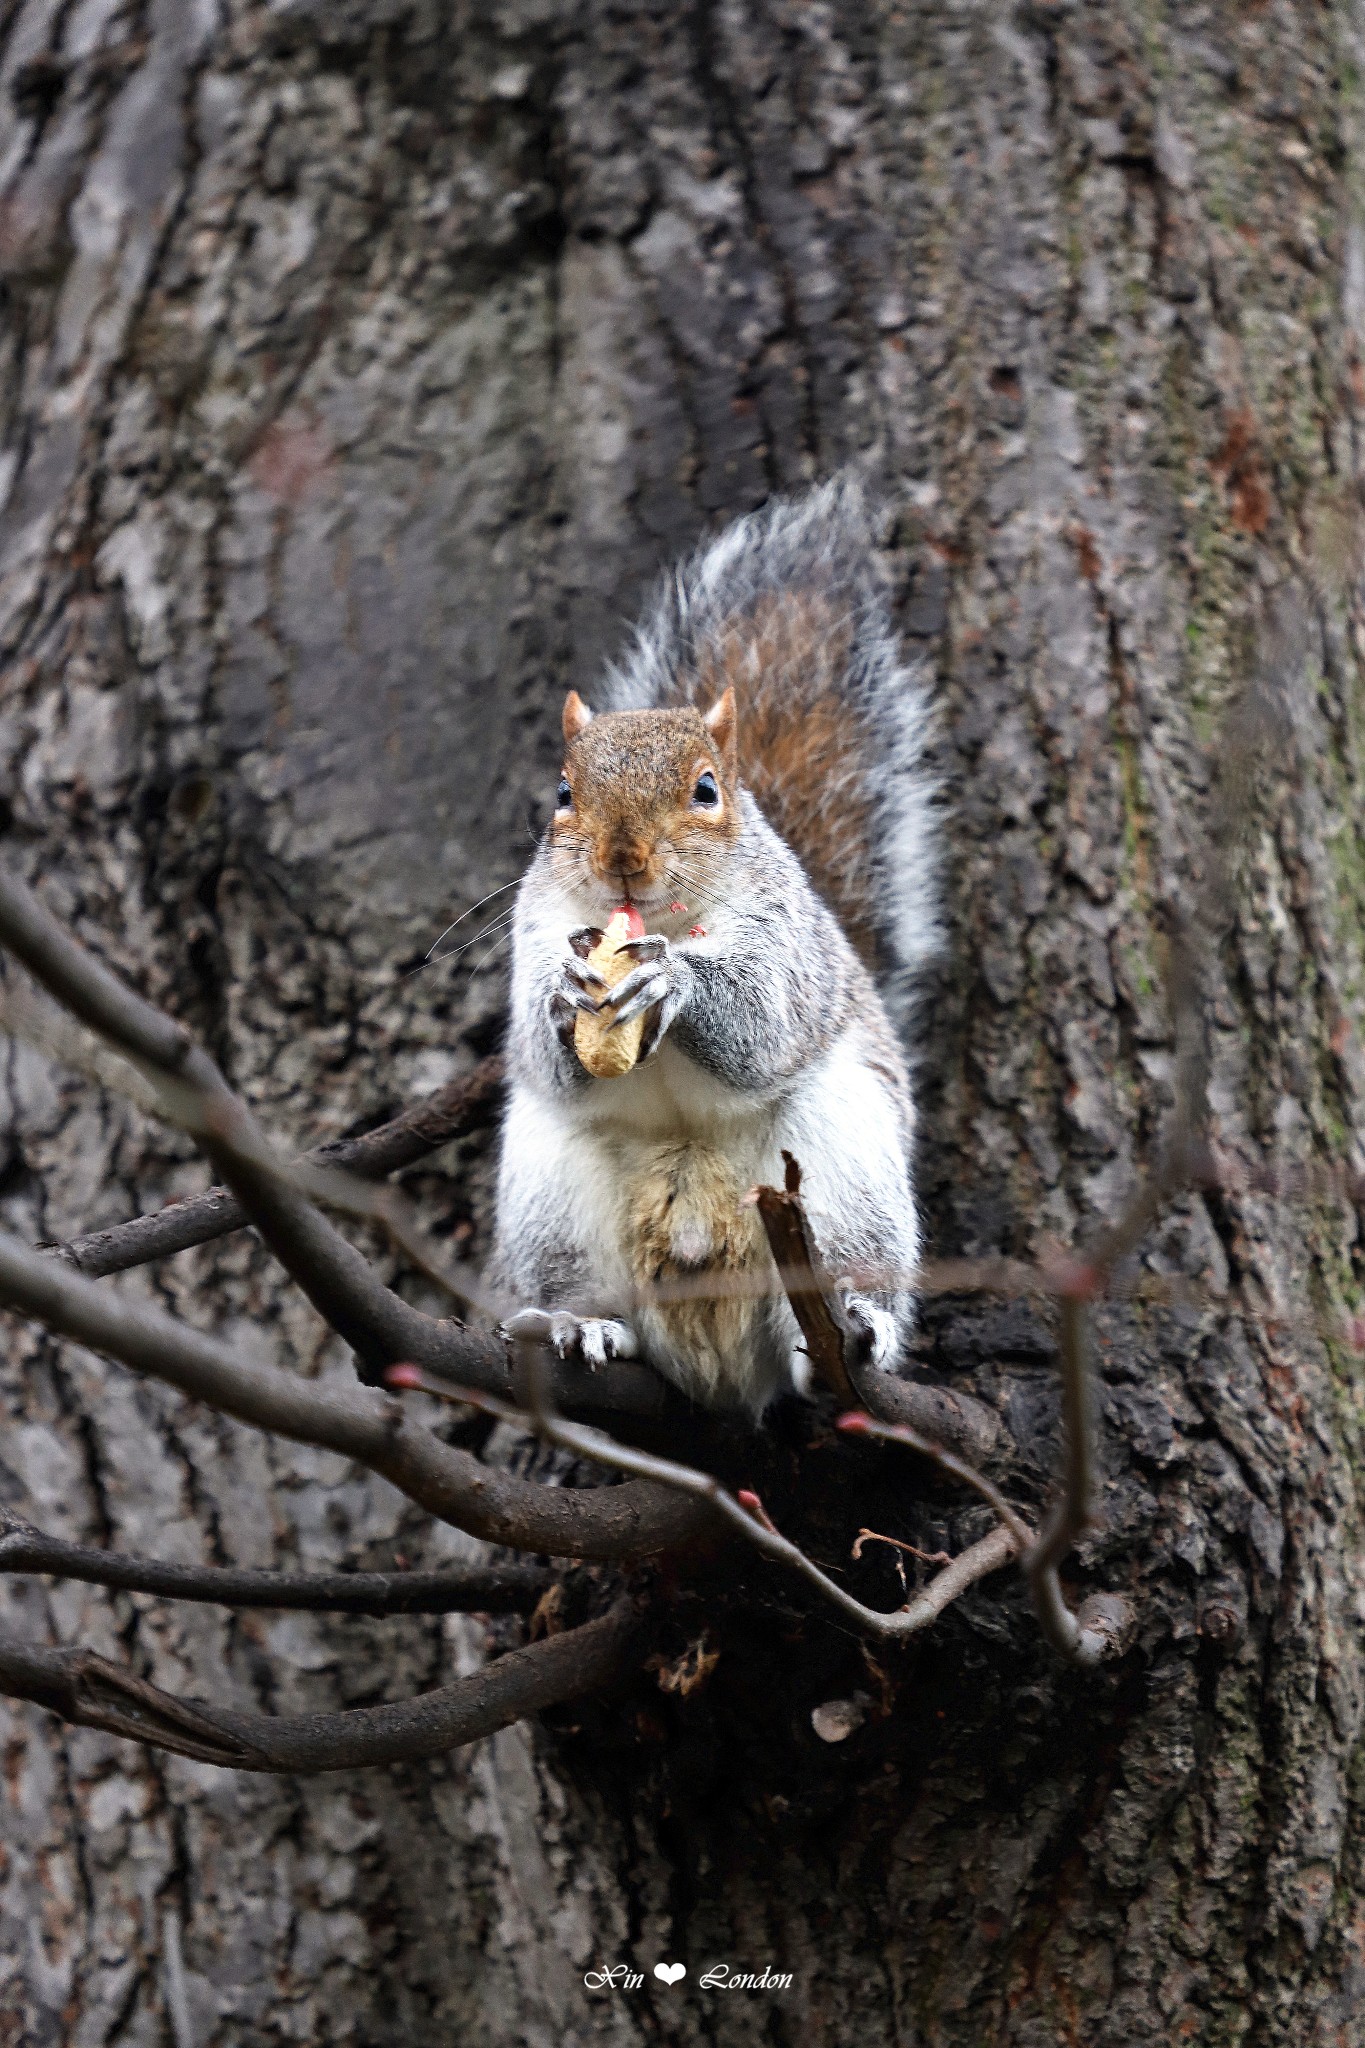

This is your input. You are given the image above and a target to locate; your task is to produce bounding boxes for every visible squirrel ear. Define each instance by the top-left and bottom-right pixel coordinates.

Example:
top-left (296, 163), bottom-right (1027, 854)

top-left (703, 687), bottom-right (738, 770)
top-left (562, 691), bottom-right (593, 742)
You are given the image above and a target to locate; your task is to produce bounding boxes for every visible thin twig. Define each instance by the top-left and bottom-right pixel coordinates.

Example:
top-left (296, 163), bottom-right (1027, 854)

top-left (834, 1412), bottom-right (1034, 1549)
top-left (836, 1386), bottom-right (1118, 1665)
top-left (0, 1507), bottom-right (551, 1614)
top-left (850, 1530), bottom-right (950, 1567)
top-left (46, 1058), bottom-right (505, 1279)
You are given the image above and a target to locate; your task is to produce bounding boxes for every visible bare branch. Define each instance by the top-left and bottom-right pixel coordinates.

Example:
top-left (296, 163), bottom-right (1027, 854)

top-left (47, 1058), bottom-right (505, 1279)
top-left (1021, 1293), bottom-right (1105, 1663)
top-left (998, 907), bottom-right (1209, 1663)
top-left (0, 1506), bottom-right (550, 1615)
top-left (0, 1228), bottom-right (710, 1560)
top-left (0, 872), bottom-right (195, 1071)
top-left (846, 1359), bottom-right (1001, 1468)
top-left (0, 1598), bottom-right (638, 1772)
top-left (833, 1412), bottom-right (1034, 1550)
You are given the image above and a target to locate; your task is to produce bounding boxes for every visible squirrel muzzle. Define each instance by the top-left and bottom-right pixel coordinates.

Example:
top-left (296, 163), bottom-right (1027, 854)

top-left (595, 834), bottom-right (654, 888)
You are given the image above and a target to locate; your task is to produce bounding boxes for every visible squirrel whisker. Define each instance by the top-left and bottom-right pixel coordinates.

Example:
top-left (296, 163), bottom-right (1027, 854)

top-left (402, 914), bottom-right (518, 984)
top-left (464, 925), bottom-right (518, 980)
top-left (425, 880), bottom-right (520, 960)
top-left (397, 887), bottom-right (520, 984)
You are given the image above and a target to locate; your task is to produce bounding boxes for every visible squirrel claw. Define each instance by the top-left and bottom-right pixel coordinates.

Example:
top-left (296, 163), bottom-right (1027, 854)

top-left (577, 1317), bottom-right (640, 1367)
top-left (551, 946), bottom-right (610, 1050)
top-left (617, 933), bottom-right (667, 962)
top-left (605, 938), bottom-right (674, 1027)
top-left (564, 956), bottom-right (607, 997)
top-left (606, 970), bottom-right (669, 1029)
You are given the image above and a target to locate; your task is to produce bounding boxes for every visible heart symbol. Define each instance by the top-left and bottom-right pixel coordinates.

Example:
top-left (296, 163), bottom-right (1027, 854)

top-left (653, 1961), bottom-right (686, 1986)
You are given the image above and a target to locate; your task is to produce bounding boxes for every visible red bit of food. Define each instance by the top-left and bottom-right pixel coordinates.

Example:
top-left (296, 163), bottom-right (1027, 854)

top-left (669, 900), bottom-right (689, 915)
top-left (614, 902), bottom-right (646, 939)
top-left (689, 924), bottom-right (708, 939)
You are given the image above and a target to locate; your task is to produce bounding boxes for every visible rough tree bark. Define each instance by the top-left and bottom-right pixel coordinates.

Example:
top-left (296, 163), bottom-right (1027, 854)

top-left (0, 1), bottom-right (1362, 2042)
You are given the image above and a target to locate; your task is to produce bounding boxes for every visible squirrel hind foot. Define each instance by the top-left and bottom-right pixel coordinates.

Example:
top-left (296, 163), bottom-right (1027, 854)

top-left (838, 1292), bottom-right (901, 1371)
top-left (508, 1310), bottom-right (640, 1371)
top-left (578, 1317), bottom-right (639, 1368)
top-left (788, 1298), bottom-right (898, 1398)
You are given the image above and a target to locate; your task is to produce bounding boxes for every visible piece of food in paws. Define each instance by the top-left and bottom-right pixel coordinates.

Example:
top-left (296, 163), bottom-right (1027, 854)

top-left (574, 905), bottom-right (647, 1078)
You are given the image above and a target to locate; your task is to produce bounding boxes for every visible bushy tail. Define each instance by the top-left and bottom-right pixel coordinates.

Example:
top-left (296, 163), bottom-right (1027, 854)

top-left (604, 476), bottom-right (939, 1025)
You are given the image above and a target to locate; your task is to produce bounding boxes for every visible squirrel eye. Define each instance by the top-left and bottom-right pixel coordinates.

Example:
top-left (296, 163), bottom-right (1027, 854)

top-left (555, 777), bottom-right (572, 810)
top-left (692, 771), bottom-right (719, 808)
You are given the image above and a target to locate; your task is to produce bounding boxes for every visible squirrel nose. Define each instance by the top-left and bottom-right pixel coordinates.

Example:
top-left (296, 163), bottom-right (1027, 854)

top-left (599, 837), bottom-right (651, 881)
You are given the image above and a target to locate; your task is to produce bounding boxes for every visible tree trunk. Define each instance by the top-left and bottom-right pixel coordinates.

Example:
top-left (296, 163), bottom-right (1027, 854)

top-left (1, 2), bottom-right (1363, 2042)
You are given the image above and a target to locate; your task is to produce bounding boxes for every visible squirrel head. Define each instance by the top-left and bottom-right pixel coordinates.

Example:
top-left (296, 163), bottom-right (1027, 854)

top-left (549, 687), bottom-right (740, 916)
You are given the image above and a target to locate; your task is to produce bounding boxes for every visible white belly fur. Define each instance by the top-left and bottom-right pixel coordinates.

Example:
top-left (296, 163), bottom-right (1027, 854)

top-left (503, 1027), bottom-right (913, 1410)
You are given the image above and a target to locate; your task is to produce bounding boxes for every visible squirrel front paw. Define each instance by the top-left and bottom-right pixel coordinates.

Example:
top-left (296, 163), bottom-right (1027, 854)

top-left (600, 933), bottom-right (686, 1059)
top-left (548, 927), bottom-right (608, 1051)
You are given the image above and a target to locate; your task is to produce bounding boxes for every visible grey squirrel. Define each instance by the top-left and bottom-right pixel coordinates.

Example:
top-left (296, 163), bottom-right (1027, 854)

top-left (492, 477), bottom-right (939, 1412)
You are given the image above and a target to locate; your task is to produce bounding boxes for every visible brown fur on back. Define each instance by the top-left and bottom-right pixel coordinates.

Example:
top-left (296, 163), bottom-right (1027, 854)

top-left (683, 593), bottom-right (878, 962)
top-left (600, 478), bottom-right (939, 1016)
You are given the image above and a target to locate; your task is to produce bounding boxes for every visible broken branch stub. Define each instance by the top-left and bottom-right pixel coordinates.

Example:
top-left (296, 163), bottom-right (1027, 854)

top-left (753, 1152), bottom-right (861, 1404)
